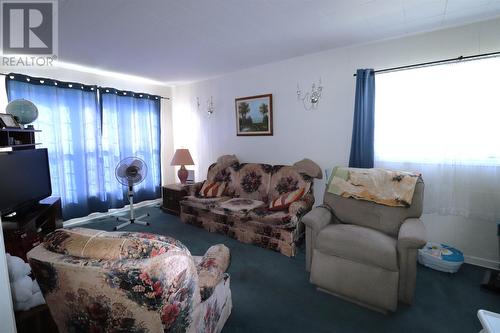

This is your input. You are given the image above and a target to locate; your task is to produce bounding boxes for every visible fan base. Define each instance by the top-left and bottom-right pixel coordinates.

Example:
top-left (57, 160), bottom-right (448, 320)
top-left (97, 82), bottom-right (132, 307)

top-left (113, 213), bottom-right (150, 231)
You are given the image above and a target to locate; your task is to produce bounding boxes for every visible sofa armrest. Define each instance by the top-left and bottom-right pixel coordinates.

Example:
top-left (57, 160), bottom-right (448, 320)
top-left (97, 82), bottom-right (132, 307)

top-left (398, 218), bottom-right (426, 250)
top-left (289, 193), bottom-right (315, 217)
top-left (302, 205), bottom-right (333, 235)
top-left (197, 244), bottom-right (230, 301)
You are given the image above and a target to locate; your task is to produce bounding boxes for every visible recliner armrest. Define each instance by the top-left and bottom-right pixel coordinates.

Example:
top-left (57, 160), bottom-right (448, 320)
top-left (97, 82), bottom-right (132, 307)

top-left (398, 218), bottom-right (426, 250)
top-left (302, 205), bottom-right (333, 234)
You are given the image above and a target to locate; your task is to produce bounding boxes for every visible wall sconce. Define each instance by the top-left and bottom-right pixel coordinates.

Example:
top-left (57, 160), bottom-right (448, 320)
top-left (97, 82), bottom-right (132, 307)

top-left (196, 96), bottom-right (215, 116)
top-left (297, 79), bottom-right (323, 110)
top-left (207, 96), bottom-right (214, 116)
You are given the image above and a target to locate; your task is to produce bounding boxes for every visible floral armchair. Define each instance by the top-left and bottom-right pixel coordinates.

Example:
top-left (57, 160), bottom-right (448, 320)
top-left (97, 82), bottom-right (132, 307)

top-left (180, 157), bottom-right (321, 257)
top-left (27, 228), bottom-right (232, 333)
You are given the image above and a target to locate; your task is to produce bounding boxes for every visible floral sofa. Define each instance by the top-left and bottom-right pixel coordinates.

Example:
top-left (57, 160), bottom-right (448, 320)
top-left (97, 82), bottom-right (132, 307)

top-left (180, 157), bottom-right (321, 257)
top-left (27, 228), bottom-right (232, 333)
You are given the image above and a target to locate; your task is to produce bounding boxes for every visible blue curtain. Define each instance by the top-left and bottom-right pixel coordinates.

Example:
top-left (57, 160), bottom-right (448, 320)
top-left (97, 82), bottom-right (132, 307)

top-left (6, 75), bottom-right (162, 219)
top-left (6, 75), bottom-right (108, 219)
top-left (349, 69), bottom-right (375, 168)
top-left (101, 89), bottom-right (161, 208)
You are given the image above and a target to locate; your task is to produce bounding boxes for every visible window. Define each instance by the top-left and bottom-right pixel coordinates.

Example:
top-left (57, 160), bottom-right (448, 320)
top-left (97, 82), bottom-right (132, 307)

top-left (374, 56), bottom-right (500, 221)
top-left (375, 56), bottom-right (500, 165)
top-left (101, 90), bottom-right (161, 208)
top-left (6, 75), bottom-right (161, 220)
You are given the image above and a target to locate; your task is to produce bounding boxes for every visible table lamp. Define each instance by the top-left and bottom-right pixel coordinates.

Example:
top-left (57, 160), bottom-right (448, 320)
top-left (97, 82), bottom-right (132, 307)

top-left (170, 149), bottom-right (194, 184)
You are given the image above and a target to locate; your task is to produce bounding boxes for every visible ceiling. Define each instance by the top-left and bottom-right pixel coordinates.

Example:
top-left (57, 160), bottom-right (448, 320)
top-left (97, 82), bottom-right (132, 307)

top-left (58, 0), bottom-right (500, 85)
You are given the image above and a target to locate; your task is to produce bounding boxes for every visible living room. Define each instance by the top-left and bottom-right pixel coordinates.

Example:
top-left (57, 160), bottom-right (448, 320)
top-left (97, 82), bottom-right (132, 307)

top-left (1, 1), bottom-right (500, 332)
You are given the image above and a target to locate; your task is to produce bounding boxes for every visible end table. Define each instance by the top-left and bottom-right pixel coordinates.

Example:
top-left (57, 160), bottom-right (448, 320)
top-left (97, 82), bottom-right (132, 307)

top-left (161, 184), bottom-right (189, 215)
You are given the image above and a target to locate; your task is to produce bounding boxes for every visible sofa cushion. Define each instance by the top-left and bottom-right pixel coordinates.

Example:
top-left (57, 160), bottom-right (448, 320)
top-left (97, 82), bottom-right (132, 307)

top-left (199, 181), bottom-right (226, 197)
top-left (182, 196), bottom-right (230, 211)
top-left (316, 224), bottom-right (398, 271)
top-left (232, 163), bottom-right (272, 201)
top-left (218, 198), bottom-right (265, 213)
top-left (248, 208), bottom-right (297, 225)
top-left (269, 165), bottom-right (313, 202)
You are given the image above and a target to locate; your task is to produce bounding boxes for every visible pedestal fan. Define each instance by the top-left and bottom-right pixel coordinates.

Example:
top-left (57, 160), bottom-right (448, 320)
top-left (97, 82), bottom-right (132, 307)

top-left (113, 157), bottom-right (150, 231)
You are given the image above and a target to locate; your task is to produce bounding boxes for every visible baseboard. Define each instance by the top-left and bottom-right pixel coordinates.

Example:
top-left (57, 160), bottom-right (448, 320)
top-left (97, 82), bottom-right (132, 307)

top-left (63, 199), bottom-right (162, 228)
top-left (464, 255), bottom-right (500, 270)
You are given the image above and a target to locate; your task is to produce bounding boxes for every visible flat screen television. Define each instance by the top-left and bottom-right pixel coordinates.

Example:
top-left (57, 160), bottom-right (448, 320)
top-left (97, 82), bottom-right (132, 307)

top-left (0, 148), bottom-right (52, 217)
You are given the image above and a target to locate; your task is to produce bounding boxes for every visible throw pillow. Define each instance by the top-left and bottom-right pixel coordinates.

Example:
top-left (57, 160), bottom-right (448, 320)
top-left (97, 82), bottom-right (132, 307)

top-left (199, 181), bottom-right (226, 198)
top-left (269, 187), bottom-right (305, 211)
top-left (218, 198), bottom-right (266, 212)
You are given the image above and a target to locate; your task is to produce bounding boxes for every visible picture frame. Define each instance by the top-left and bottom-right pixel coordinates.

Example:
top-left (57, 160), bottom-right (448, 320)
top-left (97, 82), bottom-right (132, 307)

top-left (235, 94), bottom-right (273, 136)
top-left (0, 113), bottom-right (22, 129)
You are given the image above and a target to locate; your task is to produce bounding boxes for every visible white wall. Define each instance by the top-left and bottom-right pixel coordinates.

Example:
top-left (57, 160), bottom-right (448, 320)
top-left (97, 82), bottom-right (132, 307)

top-left (0, 66), bottom-right (176, 185)
top-left (171, 18), bottom-right (500, 267)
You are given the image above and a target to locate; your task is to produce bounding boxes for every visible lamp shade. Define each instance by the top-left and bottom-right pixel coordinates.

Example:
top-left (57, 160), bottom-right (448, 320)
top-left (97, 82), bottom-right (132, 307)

top-left (170, 149), bottom-right (194, 166)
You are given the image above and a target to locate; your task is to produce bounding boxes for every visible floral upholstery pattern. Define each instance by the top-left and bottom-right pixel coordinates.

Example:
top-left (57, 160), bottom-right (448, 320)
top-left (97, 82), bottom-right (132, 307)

top-left (196, 245), bottom-right (230, 301)
top-left (27, 228), bottom-right (232, 333)
top-left (207, 161), bottom-right (238, 183)
top-left (181, 196), bottom-right (230, 210)
top-left (232, 163), bottom-right (272, 201)
top-left (269, 166), bottom-right (312, 201)
top-left (180, 160), bottom-right (316, 257)
top-left (276, 176), bottom-right (299, 194)
top-left (64, 289), bottom-right (147, 332)
top-left (218, 198), bottom-right (266, 213)
top-left (44, 228), bottom-right (190, 261)
top-left (241, 171), bottom-right (262, 193)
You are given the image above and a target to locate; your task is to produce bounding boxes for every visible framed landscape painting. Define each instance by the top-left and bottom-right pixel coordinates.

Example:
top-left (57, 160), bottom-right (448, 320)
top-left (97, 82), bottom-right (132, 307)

top-left (235, 94), bottom-right (273, 136)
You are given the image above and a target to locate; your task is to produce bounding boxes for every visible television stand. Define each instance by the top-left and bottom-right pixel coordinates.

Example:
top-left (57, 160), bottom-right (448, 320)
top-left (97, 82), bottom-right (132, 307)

top-left (2, 197), bottom-right (62, 261)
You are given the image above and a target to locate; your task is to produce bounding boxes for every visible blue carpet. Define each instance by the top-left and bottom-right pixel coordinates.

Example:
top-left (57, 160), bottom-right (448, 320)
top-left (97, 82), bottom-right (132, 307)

top-left (79, 204), bottom-right (500, 333)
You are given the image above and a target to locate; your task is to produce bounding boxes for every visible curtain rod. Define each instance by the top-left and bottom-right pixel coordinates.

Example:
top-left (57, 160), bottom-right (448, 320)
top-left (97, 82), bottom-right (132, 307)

top-left (353, 50), bottom-right (500, 76)
top-left (0, 72), bottom-right (170, 100)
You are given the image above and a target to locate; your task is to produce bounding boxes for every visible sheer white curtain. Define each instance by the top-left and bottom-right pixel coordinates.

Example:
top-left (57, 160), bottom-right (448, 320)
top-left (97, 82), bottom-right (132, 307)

top-left (374, 56), bottom-right (500, 221)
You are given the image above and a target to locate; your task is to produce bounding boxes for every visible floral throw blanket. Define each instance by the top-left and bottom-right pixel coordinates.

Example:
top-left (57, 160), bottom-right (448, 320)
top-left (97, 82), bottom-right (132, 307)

top-left (327, 167), bottom-right (420, 207)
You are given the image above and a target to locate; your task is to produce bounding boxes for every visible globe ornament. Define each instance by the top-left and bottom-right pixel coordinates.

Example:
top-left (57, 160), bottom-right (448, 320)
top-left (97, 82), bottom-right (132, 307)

top-left (6, 99), bottom-right (39, 125)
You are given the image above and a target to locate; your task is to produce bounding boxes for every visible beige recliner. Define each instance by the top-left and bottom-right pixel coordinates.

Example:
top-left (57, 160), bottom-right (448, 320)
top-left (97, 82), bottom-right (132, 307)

top-left (303, 177), bottom-right (426, 312)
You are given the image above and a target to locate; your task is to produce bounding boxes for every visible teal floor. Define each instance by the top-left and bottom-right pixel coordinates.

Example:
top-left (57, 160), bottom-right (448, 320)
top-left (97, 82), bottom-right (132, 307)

top-left (79, 204), bottom-right (500, 333)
